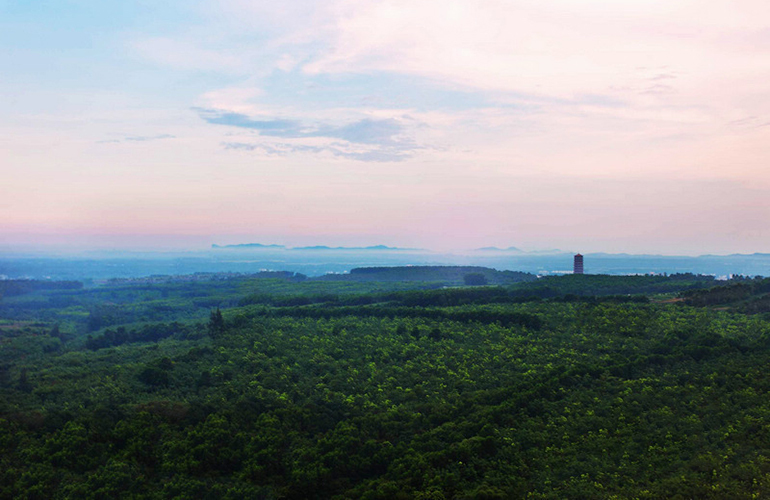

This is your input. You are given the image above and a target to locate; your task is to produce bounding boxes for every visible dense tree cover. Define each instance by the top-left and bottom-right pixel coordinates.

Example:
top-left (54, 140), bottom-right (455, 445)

top-left (2, 272), bottom-right (770, 498)
top-left (515, 273), bottom-right (716, 298)
top-left (321, 266), bottom-right (536, 285)
top-left (681, 277), bottom-right (770, 313)
top-left (0, 279), bottom-right (82, 298)
top-left (241, 283), bottom-right (654, 312)
top-left (253, 304), bottom-right (544, 330)
top-left (85, 322), bottom-right (202, 350)
top-left (463, 273), bottom-right (488, 286)
top-left (0, 276), bottom-right (431, 329)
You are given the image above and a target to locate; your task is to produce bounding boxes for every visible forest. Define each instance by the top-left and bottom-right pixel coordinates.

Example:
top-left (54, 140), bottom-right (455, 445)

top-left (2, 268), bottom-right (770, 499)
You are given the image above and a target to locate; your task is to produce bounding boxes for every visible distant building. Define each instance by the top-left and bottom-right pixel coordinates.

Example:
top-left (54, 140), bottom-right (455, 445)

top-left (573, 254), bottom-right (584, 275)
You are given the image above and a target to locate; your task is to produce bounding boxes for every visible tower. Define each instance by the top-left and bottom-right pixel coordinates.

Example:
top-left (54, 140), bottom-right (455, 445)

top-left (573, 253), bottom-right (584, 275)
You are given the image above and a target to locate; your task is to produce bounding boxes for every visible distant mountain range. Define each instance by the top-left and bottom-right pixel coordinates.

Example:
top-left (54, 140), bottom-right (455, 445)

top-left (293, 245), bottom-right (422, 251)
top-left (212, 243), bottom-right (422, 251)
top-left (212, 243), bottom-right (286, 249)
top-left (474, 247), bottom-right (565, 254)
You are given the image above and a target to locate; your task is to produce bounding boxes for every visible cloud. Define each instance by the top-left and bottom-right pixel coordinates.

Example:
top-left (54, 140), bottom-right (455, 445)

top-left (201, 108), bottom-right (422, 161)
top-left (337, 148), bottom-right (413, 162)
top-left (196, 109), bottom-right (300, 132)
top-left (223, 142), bottom-right (322, 155)
top-left (199, 86), bottom-right (263, 114)
top-left (125, 134), bottom-right (176, 142)
top-left (98, 134), bottom-right (175, 144)
top-left (197, 108), bottom-right (406, 142)
top-left (126, 0), bottom-right (770, 175)
top-left (298, 0), bottom-right (770, 101)
top-left (223, 140), bottom-right (415, 162)
top-left (313, 118), bottom-right (404, 145)
top-left (727, 116), bottom-right (770, 130)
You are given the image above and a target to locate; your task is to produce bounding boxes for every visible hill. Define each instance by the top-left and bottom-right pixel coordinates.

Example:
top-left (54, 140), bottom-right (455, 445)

top-left (316, 265), bottom-right (537, 284)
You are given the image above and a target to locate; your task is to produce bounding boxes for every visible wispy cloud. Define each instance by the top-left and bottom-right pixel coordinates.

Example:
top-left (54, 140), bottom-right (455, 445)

top-left (199, 108), bottom-right (422, 161)
top-left (98, 134), bottom-right (175, 144)
top-left (195, 109), bottom-right (299, 132)
top-left (223, 140), bottom-right (416, 162)
top-left (125, 134), bottom-right (176, 142)
top-left (727, 116), bottom-right (770, 129)
top-left (313, 118), bottom-right (404, 145)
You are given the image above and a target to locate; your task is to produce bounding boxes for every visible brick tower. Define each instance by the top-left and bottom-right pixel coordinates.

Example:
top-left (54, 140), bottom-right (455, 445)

top-left (573, 254), bottom-right (584, 275)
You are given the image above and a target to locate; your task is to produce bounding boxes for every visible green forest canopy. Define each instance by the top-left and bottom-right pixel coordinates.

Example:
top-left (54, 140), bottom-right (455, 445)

top-left (1, 269), bottom-right (770, 498)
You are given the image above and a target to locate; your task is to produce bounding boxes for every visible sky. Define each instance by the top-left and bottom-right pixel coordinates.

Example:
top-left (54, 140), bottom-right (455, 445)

top-left (2, 0), bottom-right (770, 254)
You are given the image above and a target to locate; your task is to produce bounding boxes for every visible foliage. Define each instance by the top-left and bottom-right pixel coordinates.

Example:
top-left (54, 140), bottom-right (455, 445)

top-left (463, 273), bottom-right (488, 286)
top-left (320, 266), bottom-right (536, 285)
top-left (0, 279), bottom-right (82, 298)
top-left (681, 277), bottom-right (770, 312)
top-left (2, 271), bottom-right (770, 498)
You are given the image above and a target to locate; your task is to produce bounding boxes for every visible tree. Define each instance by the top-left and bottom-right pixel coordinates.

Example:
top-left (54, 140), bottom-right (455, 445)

top-left (49, 324), bottom-right (63, 340)
top-left (464, 273), bottom-right (488, 286)
top-left (208, 308), bottom-right (225, 338)
top-left (18, 368), bottom-right (33, 393)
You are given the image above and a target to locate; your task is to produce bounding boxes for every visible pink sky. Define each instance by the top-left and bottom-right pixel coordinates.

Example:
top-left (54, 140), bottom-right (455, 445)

top-left (2, 0), bottom-right (770, 254)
